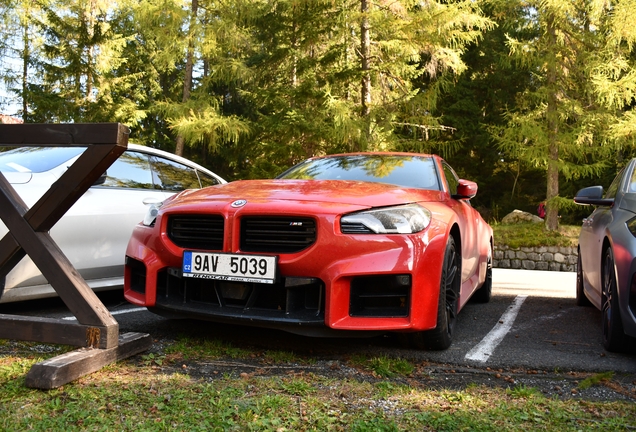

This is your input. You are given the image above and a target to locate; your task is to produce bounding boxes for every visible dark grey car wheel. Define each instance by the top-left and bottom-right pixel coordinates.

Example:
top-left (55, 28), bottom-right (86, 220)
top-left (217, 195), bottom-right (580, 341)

top-left (412, 236), bottom-right (460, 350)
top-left (576, 250), bottom-right (591, 307)
top-left (601, 247), bottom-right (627, 352)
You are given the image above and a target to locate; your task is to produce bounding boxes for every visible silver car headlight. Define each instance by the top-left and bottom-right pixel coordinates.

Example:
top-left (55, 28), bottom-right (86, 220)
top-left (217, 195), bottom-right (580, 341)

top-left (340, 204), bottom-right (431, 234)
top-left (142, 199), bottom-right (164, 226)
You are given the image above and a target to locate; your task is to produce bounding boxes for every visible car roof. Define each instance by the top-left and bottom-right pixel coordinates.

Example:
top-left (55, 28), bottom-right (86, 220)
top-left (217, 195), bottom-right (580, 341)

top-left (126, 143), bottom-right (226, 184)
top-left (308, 152), bottom-right (438, 159)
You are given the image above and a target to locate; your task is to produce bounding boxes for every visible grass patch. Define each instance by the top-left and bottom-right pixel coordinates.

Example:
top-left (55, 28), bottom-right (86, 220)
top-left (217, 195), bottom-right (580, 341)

top-left (1, 343), bottom-right (635, 430)
top-left (578, 371), bottom-right (614, 390)
top-left (164, 336), bottom-right (251, 360)
top-left (507, 384), bottom-right (542, 399)
top-left (350, 355), bottom-right (415, 378)
top-left (493, 223), bottom-right (580, 248)
top-left (262, 350), bottom-right (303, 364)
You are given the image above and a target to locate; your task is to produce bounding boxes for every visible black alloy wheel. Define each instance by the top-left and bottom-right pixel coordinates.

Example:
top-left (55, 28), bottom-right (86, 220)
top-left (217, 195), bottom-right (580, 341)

top-left (471, 243), bottom-right (492, 304)
top-left (601, 247), bottom-right (627, 352)
top-left (412, 236), bottom-right (461, 350)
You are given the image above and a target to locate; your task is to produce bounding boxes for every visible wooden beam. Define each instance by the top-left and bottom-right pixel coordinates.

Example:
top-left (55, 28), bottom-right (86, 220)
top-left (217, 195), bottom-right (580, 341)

top-left (0, 123), bottom-right (152, 386)
top-left (26, 143), bottom-right (127, 231)
top-left (0, 123), bottom-right (129, 146)
top-left (24, 332), bottom-right (152, 389)
top-left (0, 175), bottom-right (119, 340)
top-left (0, 143), bottom-right (127, 278)
top-left (0, 314), bottom-right (116, 348)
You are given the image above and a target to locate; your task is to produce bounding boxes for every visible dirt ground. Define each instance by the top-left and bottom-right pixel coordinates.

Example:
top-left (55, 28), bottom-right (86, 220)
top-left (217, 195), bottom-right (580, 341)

top-left (2, 336), bottom-right (635, 402)
top-left (133, 339), bottom-right (636, 402)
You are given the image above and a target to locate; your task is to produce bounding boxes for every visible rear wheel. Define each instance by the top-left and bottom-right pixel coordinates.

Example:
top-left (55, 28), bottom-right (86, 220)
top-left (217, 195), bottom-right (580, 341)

top-left (601, 247), bottom-right (627, 352)
top-left (412, 236), bottom-right (460, 350)
top-left (471, 243), bottom-right (492, 304)
top-left (576, 250), bottom-right (592, 307)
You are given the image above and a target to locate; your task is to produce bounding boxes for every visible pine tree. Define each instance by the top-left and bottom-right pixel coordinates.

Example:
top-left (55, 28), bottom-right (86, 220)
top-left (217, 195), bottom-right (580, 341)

top-left (494, 0), bottom-right (620, 230)
top-left (0, 0), bottom-right (50, 121)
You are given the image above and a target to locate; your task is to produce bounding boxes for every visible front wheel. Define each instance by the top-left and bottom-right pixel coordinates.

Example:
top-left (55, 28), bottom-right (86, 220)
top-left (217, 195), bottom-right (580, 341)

top-left (412, 236), bottom-right (460, 350)
top-left (471, 243), bottom-right (492, 304)
top-left (576, 250), bottom-right (591, 307)
top-left (601, 247), bottom-right (627, 352)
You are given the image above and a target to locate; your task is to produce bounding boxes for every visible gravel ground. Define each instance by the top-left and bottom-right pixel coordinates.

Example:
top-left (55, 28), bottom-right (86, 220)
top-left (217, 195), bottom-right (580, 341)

top-left (132, 339), bottom-right (636, 402)
top-left (3, 332), bottom-right (635, 402)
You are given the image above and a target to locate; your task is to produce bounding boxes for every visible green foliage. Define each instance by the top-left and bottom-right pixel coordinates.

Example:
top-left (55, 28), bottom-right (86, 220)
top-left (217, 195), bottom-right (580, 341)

top-left (1, 342), bottom-right (636, 430)
top-left (164, 336), bottom-right (250, 360)
top-left (2, 0), bottom-right (636, 218)
top-left (492, 223), bottom-right (579, 248)
top-left (280, 378), bottom-right (315, 396)
top-left (578, 371), bottom-right (614, 390)
top-left (351, 355), bottom-right (414, 378)
top-left (507, 384), bottom-right (542, 399)
top-left (489, 0), bottom-right (636, 229)
top-left (140, 353), bottom-right (165, 367)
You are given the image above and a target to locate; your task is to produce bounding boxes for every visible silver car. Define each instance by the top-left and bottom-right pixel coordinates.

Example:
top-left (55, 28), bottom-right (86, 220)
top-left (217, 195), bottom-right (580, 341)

top-left (574, 159), bottom-right (636, 352)
top-left (0, 144), bottom-right (226, 303)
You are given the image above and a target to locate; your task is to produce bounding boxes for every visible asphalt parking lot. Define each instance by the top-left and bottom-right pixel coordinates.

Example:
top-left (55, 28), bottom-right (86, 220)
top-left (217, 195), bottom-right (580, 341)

top-left (2, 269), bottom-right (634, 375)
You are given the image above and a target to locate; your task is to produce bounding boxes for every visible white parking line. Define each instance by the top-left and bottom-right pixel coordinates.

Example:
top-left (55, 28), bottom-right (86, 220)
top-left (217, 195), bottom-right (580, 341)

top-left (61, 307), bottom-right (147, 321)
top-left (465, 295), bottom-right (528, 363)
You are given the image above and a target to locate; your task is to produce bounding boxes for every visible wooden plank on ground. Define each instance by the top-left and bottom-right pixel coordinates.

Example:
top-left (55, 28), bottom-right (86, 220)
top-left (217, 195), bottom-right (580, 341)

top-left (0, 314), bottom-right (117, 348)
top-left (24, 332), bottom-right (152, 390)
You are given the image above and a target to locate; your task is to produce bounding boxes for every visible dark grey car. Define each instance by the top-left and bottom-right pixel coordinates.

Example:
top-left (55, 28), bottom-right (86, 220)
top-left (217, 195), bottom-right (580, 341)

top-left (574, 160), bottom-right (636, 352)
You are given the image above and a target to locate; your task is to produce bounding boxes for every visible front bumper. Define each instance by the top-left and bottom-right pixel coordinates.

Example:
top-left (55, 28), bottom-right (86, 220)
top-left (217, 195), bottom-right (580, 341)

top-left (124, 213), bottom-right (448, 334)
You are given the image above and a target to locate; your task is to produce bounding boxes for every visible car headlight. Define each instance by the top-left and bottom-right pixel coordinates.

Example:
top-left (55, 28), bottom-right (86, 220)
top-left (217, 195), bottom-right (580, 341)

top-left (340, 204), bottom-right (431, 234)
top-left (142, 199), bottom-right (164, 226)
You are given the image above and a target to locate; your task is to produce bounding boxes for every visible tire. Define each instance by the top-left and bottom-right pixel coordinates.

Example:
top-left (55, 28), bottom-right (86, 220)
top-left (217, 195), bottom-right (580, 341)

top-left (412, 236), bottom-right (461, 350)
top-left (601, 247), bottom-right (628, 352)
top-left (471, 243), bottom-right (492, 304)
top-left (576, 250), bottom-right (592, 307)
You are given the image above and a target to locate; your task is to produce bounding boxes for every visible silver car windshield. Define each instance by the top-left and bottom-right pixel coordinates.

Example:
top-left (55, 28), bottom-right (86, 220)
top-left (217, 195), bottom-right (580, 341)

top-left (278, 155), bottom-right (441, 190)
top-left (0, 147), bottom-right (85, 173)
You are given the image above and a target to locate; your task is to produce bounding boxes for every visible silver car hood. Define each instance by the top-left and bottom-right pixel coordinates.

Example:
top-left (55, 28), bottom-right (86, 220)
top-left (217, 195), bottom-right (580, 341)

top-left (0, 171), bottom-right (32, 184)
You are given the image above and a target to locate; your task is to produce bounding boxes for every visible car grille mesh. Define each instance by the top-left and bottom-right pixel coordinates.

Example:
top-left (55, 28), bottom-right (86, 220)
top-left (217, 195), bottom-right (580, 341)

top-left (168, 215), bottom-right (224, 250)
top-left (240, 217), bottom-right (316, 253)
top-left (340, 222), bottom-right (374, 234)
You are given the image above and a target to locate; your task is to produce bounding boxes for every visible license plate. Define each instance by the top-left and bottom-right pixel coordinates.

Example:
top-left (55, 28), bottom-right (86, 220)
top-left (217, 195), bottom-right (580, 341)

top-left (182, 251), bottom-right (277, 284)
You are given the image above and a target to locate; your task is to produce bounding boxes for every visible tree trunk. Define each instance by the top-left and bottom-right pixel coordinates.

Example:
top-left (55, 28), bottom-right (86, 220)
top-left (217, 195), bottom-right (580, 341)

top-left (21, 16), bottom-right (29, 122)
top-left (85, 0), bottom-right (96, 103)
top-left (175, 0), bottom-right (198, 156)
top-left (545, 15), bottom-right (559, 231)
top-left (360, 0), bottom-right (371, 149)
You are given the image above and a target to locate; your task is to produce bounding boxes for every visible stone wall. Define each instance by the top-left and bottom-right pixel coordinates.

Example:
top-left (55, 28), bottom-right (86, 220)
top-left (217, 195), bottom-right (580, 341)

top-left (493, 245), bottom-right (577, 272)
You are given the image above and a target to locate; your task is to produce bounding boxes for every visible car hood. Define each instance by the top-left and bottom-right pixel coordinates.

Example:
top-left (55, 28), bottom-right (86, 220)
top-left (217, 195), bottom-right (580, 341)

top-left (166, 179), bottom-right (445, 210)
top-left (0, 171), bottom-right (32, 184)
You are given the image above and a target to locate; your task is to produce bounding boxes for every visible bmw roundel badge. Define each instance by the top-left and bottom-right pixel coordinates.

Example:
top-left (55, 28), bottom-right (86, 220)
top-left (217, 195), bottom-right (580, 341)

top-left (231, 199), bottom-right (247, 208)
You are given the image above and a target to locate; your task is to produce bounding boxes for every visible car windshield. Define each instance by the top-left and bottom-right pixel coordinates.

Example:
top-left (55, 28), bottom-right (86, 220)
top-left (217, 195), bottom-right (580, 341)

top-left (278, 154), bottom-right (440, 190)
top-left (0, 147), bottom-right (85, 173)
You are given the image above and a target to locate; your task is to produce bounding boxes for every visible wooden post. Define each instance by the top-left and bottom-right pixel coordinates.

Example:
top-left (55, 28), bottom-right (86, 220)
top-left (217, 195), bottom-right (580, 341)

top-left (0, 123), bottom-right (151, 389)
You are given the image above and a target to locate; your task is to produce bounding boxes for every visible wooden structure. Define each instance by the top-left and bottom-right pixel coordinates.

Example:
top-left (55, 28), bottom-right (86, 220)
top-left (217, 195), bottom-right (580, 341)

top-left (0, 123), bottom-right (151, 389)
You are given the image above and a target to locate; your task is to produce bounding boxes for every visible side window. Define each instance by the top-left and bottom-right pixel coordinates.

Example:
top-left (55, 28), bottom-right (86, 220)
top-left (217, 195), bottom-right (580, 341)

top-left (442, 163), bottom-right (459, 196)
top-left (150, 155), bottom-right (202, 191)
top-left (100, 151), bottom-right (154, 189)
top-left (629, 166), bottom-right (636, 193)
top-left (605, 167), bottom-right (625, 198)
top-left (198, 171), bottom-right (221, 188)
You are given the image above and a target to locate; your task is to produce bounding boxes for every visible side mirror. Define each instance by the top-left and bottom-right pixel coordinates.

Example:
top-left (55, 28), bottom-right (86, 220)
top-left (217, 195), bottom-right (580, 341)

top-left (93, 171), bottom-right (107, 186)
top-left (455, 179), bottom-right (478, 199)
top-left (574, 185), bottom-right (614, 206)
